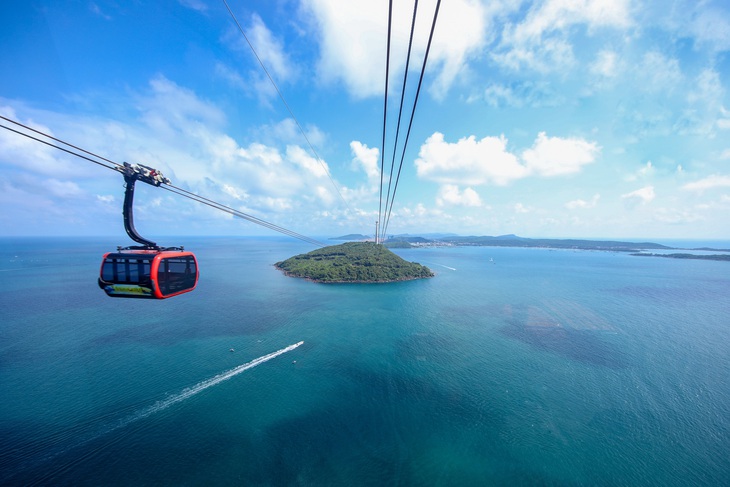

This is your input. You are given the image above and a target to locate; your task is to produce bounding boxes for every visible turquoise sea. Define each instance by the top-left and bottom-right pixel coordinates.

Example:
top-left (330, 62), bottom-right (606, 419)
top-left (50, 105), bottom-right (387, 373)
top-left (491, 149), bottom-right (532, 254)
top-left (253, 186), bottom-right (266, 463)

top-left (1, 237), bottom-right (729, 486)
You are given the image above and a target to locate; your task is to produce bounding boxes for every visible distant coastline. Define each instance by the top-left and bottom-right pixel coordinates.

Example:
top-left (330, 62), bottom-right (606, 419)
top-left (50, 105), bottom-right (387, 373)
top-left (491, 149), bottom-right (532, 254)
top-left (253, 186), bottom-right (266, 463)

top-left (330, 233), bottom-right (730, 261)
top-left (631, 253), bottom-right (730, 261)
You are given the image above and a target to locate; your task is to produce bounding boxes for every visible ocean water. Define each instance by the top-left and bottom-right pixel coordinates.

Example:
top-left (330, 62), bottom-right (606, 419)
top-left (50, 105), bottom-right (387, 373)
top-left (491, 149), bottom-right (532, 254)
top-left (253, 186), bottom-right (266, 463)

top-left (1, 237), bottom-right (729, 486)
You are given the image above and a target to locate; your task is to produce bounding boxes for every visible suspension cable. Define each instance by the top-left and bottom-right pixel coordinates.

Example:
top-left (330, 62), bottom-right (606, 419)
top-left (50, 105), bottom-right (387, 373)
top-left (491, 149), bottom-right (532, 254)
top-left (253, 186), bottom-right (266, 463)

top-left (222, 0), bottom-right (353, 217)
top-left (0, 117), bottom-right (325, 247)
top-left (382, 0), bottom-right (441, 239)
top-left (377, 0), bottom-right (394, 245)
top-left (382, 0), bottom-right (419, 243)
top-left (0, 116), bottom-right (118, 171)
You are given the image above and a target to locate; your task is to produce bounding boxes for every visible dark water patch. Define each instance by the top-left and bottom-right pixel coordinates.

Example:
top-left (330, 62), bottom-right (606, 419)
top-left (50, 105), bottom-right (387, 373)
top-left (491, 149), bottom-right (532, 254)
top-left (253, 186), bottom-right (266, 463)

top-left (248, 364), bottom-right (518, 485)
top-left (395, 332), bottom-right (460, 365)
top-left (501, 322), bottom-right (630, 369)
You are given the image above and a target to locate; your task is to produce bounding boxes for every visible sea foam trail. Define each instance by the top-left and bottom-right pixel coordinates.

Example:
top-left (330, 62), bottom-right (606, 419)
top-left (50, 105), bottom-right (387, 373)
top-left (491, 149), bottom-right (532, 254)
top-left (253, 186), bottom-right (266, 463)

top-left (16, 341), bottom-right (304, 486)
top-left (117, 340), bottom-right (305, 428)
top-left (435, 264), bottom-right (456, 271)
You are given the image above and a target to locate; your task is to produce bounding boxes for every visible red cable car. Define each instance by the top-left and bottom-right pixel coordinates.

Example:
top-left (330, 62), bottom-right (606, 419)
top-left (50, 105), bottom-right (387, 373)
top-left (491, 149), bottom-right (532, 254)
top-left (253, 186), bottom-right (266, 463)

top-left (99, 249), bottom-right (198, 299)
top-left (98, 162), bottom-right (199, 299)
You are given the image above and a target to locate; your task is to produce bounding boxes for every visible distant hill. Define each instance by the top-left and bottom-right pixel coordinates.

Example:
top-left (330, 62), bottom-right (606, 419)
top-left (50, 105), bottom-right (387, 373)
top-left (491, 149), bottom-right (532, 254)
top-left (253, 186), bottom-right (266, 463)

top-left (275, 242), bottom-right (434, 283)
top-left (385, 236), bottom-right (432, 244)
top-left (632, 253), bottom-right (730, 261)
top-left (330, 234), bottom-right (370, 241)
top-left (437, 235), bottom-right (671, 252)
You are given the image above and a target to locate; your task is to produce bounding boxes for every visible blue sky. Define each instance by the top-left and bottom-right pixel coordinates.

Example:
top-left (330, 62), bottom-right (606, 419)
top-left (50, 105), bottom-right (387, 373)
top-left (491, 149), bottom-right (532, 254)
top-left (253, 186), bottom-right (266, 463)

top-left (1, 0), bottom-right (730, 240)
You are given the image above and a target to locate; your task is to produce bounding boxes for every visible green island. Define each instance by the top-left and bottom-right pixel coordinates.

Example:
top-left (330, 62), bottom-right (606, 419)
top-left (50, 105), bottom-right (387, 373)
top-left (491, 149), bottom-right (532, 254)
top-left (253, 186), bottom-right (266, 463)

top-left (275, 242), bottom-right (434, 283)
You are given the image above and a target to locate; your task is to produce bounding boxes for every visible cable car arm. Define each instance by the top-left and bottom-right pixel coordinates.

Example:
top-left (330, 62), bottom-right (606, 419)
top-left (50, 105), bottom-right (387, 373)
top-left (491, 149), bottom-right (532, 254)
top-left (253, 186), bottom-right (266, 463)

top-left (118, 162), bottom-right (171, 249)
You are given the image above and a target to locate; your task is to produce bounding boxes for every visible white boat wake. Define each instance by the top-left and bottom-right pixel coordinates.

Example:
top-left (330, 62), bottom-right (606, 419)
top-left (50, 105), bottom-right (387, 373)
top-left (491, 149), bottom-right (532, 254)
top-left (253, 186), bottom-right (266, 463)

top-left (116, 340), bottom-right (304, 427)
top-left (17, 341), bottom-right (304, 485)
top-left (435, 264), bottom-right (456, 271)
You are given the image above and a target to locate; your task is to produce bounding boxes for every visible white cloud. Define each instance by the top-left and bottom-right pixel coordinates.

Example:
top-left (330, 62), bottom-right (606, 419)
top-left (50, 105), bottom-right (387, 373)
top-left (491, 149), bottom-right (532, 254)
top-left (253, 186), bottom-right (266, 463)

top-left (45, 179), bottom-right (83, 198)
top-left (415, 132), bottom-right (527, 186)
top-left (514, 202), bottom-right (531, 213)
top-left (522, 132), bottom-right (599, 177)
top-left (637, 51), bottom-right (682, 94)
top-left (425, 0), bottom-right (489, 99)
top-left (682, 175), bottom-right (730, 192)
top-left (0, 106), bottom-right (77, 176)
top-left (626, 161), bottom-right (655, 181)
top-left (287, 145), bottom-right (329, 179)
top-left (214, 62), bottom-right (246, 91)
top-left (436, 184), bottom-right (482, 207)
top-left (140, 76), bottom-right (226, 134)
top-left (415, 131), bottom-right (599, 186)
top-left (590, 49), bottom-right (620, 79)
top-left (178, 0), bottom-right (208, 12)
top-left (621, 185), bottom-right (655, 204)
top-left (666, 1), bottom-right (730, 54)
top-left (565, 193), bottom-right (600, 209)
top-left (90, 3), bottom-right (112, 20)
top-left (494, 0), bottom-right (632, 72)
top-left (247, 14), bottom-right (294, 82)
top-left (688, 69), bottom-right (723, 106)
top-left (303, 0), bottom-right (488, 99)
top-left (350, 141), bottom-right (380, 183)
top-left (481, 81), bottom-right (563, 108)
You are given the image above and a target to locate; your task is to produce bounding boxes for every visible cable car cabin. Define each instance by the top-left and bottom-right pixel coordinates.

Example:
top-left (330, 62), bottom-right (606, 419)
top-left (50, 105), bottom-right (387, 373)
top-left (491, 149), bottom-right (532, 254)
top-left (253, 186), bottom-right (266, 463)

top-left (98, 250), bottom-right (198, 299)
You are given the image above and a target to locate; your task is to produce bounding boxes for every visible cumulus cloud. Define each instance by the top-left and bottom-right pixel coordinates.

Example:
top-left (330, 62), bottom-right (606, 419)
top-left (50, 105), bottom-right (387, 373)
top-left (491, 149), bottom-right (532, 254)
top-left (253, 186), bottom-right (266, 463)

top-left (565, 193), bottom-right (600, 209)
top-left (247, 14), bottom-right (295, 82)
top-left (522, 132), bottom-right (599, 176)
top-left (621, 185), bottom-right (655, 204)
top-left (45, 179), bottom-right (84, 198)
top-left (636, 51), bottom-right (682, 94)
top-left (480, 81), bottom-right (563, 108)
top-left (303, 0), bottom-right (487, 99)
top-left (436, 184), bottom-right (482, 207)
top-left (415, 132), bottom-right (527, 186)
top-left (2, 77), bottom-right (357, 230)
top-left (682, 175), bottom-right (730, 192)
top-left (626, 161), bottom-right (655, 181)
top-left (590, 49), bottom-right (619, 79)
top-left (494, 0), bottom-right (632, 72)
top-left (415, 131), bottom-right (598, 186)
top-left (350, 141), bottom-right (380, 183)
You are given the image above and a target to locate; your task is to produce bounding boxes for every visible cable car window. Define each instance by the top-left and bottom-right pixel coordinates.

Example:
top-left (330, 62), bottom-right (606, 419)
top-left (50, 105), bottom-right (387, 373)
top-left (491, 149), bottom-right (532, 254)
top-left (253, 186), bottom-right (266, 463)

top-left (159, 256), bottom-right (197, 296)
top-left (128, 259), bottom-right (139, 282)
top-left (102, 258), bottom-right (116, 282)
top-left (101, 256), bottom-right (153, 284)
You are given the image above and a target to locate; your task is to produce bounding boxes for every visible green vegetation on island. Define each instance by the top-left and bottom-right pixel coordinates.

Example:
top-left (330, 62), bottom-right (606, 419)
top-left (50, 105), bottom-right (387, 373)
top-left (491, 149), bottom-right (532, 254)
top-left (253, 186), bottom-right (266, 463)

top-left (275, 242), bottom-right (434, 283)
top-left (631, 253), bottom-right (730, 261)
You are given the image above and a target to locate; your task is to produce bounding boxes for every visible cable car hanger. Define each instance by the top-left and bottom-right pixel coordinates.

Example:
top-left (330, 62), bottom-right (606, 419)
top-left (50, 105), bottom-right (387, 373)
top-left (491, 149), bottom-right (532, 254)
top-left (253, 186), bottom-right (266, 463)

top-left (117, 162), bottom-right (175, 250)
top-left (98, 162), bottom-right (199, 299)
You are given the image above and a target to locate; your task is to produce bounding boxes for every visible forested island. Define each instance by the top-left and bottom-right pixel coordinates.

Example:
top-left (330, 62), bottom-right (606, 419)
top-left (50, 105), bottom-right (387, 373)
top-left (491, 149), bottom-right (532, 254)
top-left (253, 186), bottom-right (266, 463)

top-left (275, 242), bottom-right (434, 283)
